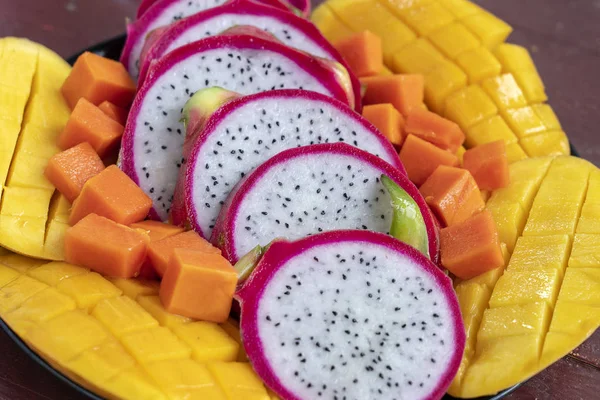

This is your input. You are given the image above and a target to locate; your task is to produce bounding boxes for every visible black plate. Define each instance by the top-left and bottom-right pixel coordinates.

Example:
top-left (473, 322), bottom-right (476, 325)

top-left (7, 33), bottom-right (577, 400)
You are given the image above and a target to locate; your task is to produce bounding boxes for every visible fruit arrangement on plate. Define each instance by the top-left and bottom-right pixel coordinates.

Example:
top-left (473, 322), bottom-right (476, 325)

top-left (0, 0), bottom-right (598, 399)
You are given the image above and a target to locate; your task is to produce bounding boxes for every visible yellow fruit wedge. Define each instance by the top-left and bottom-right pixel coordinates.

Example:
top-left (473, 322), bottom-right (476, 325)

top-left (0, 37), bottom-right (72, 260)
top-left (0, 252), bottom-right (270, 399)
top-left (449, 156), bottom-right (600, 398)
top-left (312, 0), bottom-right (568, 161)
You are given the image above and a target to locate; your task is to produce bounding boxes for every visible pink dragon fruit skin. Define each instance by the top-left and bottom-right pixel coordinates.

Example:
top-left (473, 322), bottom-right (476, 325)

top-left (208, 143), bottom-right (438, 264)
top-left (120, 28), bottom-right (357, 221)
top-left (236, 229), bottom-right (464, 400)
top-left (136, 0), bottom-right (362, 109)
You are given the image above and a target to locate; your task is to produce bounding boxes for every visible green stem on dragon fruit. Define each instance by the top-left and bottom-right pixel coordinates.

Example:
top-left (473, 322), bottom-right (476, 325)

top-left (381, 174), bottom-right (430, 259)
top-left (234, 244), bottom-right (265, 282)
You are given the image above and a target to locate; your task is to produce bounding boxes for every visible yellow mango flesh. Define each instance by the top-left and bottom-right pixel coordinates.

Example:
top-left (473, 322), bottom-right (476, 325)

top-left (0, 37), bottom-right (72, 260)
top-left (312, 0), bottom-right (568, 161)
top-left (448, 156), bottom-right (600, 398)
top-left (0, 254), bottom-right (272, 399)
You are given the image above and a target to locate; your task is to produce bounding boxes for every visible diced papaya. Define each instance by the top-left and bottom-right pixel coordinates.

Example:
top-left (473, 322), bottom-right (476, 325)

top-left (65, 213), bottom-right (150, 278)
top-left (333, 30), bottom-right (382, 78)
top-left (130, 220), bottom-right (184, 279)
top-left (361, 74), bottom-right (425, 116)
top-left (440, 210), bottom-right (504, 279)
top-left (362, 103), bottom-right (405, 146)
top-left (58, 98), bottom-right (124, 158)
top-left (419, 166), bottom-right (484, 227)
top-left (69, 165), bottom-right (152, 226)
top-left (61, 51), bottom-right (136, 109)
top-left (463, 141), bottom-right (510, 191)
top-left (399, 134), bottom-right (459, 186)
top-left (159, 249), bottom-right (237, 322)
top-left (405, 109), bottom-right (465, 152)
top-left (98, 100), bottom-right (128, 126)
top-left (147, 230), bottom-right (220, 277)
top-left (44, 142), bottom-right (105, 203)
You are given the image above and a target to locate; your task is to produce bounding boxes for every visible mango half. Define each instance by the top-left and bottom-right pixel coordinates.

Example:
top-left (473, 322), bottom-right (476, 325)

top-left (0, 37), bottom-right (72, 260)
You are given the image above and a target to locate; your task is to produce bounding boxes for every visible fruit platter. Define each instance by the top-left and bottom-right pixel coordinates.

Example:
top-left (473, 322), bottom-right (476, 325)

top-left (0, 0), bottom-right (598, 399)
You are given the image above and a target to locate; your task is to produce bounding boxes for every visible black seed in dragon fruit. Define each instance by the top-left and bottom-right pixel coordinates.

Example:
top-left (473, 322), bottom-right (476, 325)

top-left (209, 143), bottom-right (438, 263)
top-left (236, 230), bottom-right (465, 400)
top-left (170, 88), bottom-right (408, 241)
top-left (119, 27), bottom-right (355, 221)
top-left (137, 0), bottom-right (361, 107)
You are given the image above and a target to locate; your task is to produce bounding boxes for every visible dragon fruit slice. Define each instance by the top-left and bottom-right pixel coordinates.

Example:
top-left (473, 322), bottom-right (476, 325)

top-left (120, 27), bottom-right (355, 221)
top-left (137, 0), bottom-right (361, 107)
top-left (209, 142), bottom-right (438, 263)
top-left (171, 88), bottom-right (407, 240)
top-left (237, 229), bottom-right (465, 400)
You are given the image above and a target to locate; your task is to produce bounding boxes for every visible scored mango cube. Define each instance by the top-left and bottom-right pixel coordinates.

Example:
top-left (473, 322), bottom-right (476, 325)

top-left (0, 253), bottom-right (47, 273)
top-left (103, 365), bottom-right (168, 400)
top-left (137, 295), bottom-right (191, 328)
top-left (494, 43), bottom-right (536, 73)
top-left (532, 103), bottom-right (561, 131)
top-left (487, 202), bottom-right (525, 253)
top-left (524, 202), bottom-right (581, 236)
top-left (454, 283), bottom-right (490, 352)
top-left (481, 73), bottom-right (527, 110)
top-left (0, 275), bottom-right (48, 313)
top-left (540, 331), bottom-right (593, 371)
top-left (67, 340), bottom-right (136, 384)
top-left (461, 11), bottom-right (512, 49)
top-left (0, 216), bottom-right (47, 256)
top-left (557, 268), bottom-right (600, 306)
top-left (444, 85), bottom-right (498, 130)
top-left (548, 301), bottom-right (600, 335)
top-left (92, 295), bottom-right (159, 337)
top-left (56, 272), bottom-right (122, 311)
top-left (26, 310), bottom-right (109, 362)
top-left (455, 47), bottom-right (502, 83)
top-left (424, 61), bottom-right (467, 113)
top-left (1, 187), bottom-right (54, 218)
top-left (310, 5), bottom-right (354, 44)
top-left (465, 115), bottom-right (518, 147)
top-left (27, 261), bottom-right (88, 286)
top-left (391, 38), bottom-right (447, 74)
top-left (208, 362), bottom-right (270, 400)
top-left (0, 264), bottom-right (20, 288)
top-left (513, 68), bottom-right (547, 103)
top-left (505, 143), bottom-right (528, 164)
top-left (439, 0), bottom-right (482, 18)
top-left (577, 204), bottom-right (600, 234)
top-left (121, 326), bottom-right (191, 363)
top-left (520, 130), bottom-right (570, 157)
top-left (3, 287), bottom-right (75, 324)
top-left (501, 106), bottom-right (547, 138)
top-left (399, 2), bottom-right (455, 36)
top-left (508, 235), bottom-right (571, 274)
top-left (110, 277), bottom-right (160, 300)
top-left (144, 359), bottom-right (226, 399)
top-left (478, 302), bottom-right (550, 343)
top-left (428, 22), bottom-right (480, 59)
top-left (172, 321), bottom-right (239, 363)
top-left (489, 269), bottom-right (561, 308)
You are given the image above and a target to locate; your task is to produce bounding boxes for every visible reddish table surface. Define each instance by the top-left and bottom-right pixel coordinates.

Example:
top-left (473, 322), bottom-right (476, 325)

top-left (0, 0), bottom-right (598, 399)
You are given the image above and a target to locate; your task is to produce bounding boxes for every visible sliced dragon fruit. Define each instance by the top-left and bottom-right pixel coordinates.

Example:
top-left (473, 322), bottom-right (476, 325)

top-left (236, 229), bottom-right (465, 400)
top-left (119, 27), bottom-right (355, 221)
top-left (137, 0), bottom-right (361, 108)
top-left (171, 88), bottom-right (407, 241)
top-left (209, 143), bottom-right (438, 263)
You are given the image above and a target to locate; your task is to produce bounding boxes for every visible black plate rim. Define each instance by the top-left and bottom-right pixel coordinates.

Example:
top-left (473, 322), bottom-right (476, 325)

top-left (7, 33), bottom-right (588, 400)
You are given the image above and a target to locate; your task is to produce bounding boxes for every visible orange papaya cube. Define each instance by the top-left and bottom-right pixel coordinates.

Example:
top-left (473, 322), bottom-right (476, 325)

top-left (419, 165), bottom-right (484, 227)
top-left (405, 109), bottom-right (465, 153)
top-left (333, 30), bottom-right (383, 78)
top-left (147, 230), bottom-right (221, 277)
top-left (130, 221), bottom-right (184, 280)
top-left (361, 74), bottom-right (425, 116)
top-left (69, 165), bottom-right (152, 226)
top-left (159, 249), bottom-right (237, 322)
top-left (61, 52), bottom-right (136, 109)
top-left (98, 101), bottom-right (128, 126)
top-left (362, 104), bottom-right (405, 146)
top-left (463, 140), bottom-right (510, 191)
top-left (65, 214), bottom-right (150, 278)
top-left (44, 142), bottom-right (105, 203)
top-left (440, 210), bottom-right (504, 279)
top-left (399, 134), bottom-right (459, 186)
top-left (58, 98), bottom-right (124, 158)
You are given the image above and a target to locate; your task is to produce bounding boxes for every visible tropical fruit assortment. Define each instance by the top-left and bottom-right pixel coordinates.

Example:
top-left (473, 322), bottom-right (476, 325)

top-left (0, 0), bottom-right (597, 399)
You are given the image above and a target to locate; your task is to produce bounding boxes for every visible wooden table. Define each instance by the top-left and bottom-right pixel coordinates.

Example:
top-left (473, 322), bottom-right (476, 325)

top-left (0, 0), bottom-right (598, 399)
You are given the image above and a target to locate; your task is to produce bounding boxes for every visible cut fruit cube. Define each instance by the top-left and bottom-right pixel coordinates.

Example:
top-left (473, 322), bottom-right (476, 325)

top-left (520, 131), bottom-right (570, 158)
top-left (424, 61), bottom-right (467, 114)
top-left (569, 234), bottom-right (600, 268)
top-left (362, 104), bottom-right (405, 146)
top-left (110, 278), bottom-right (159, 300)
top-left (130, 220), bottom-right (185, 242)
top-left (0, 264), bottom-right (20, 288)
top-left (557, 268), bottom-right (600, 306)
top-left (501, 106), bottom-right (546, 138)
top-left (440, 0), bottom-right (482, 19)
top-left (391, 39), bottom-right (447, 74)
top-left (532, 104), bottom-right (561, 131)
top-left (399, 2), bottom-right (455, 36)
top-left (463, 141), bottom-right (510, 191)
top-left (481, 73), bottom-right (527, 110)
top-left (505, 143), bottom-right (528, 163)
top-left (486, 202), bottom-right (525, 253)
top-left (2, 287), bottom-right (75, 323)
top-left (98, 101), bottom-right (128, 126)
top-left (137, 295), bottom-right (191, 328)
top-left (207, 362), bottom-right (270, 400)
top-left (361, 74), bottom-right (425, 116)
top-left (508, 235), bottom-right (571, 274)
top-left (444, 85), bottom-right (498, 130)
top-left (172, 321), bottom-right (239, 363)
top-left (121, 326), bottom-right (191, 364)
top-left (144, 359), bottom-right (226, 399)
top-left (67, 340), bottom-right (136, 384)
top-left (465, 115), bottom-right (518, 148)
top-left (455, 47), bottom-right (502, 83)
top-left (0, 275), bottom-right (48, 313)
top-left (333, 30), bottom-right (383, 78)
top-left (399, 134), bottom-right (459, 186)
top-left (513, 68), bottom-right (547, 103)
top-left (92, 295), bottom-right (159, 337)
top-left (103, 365), bottom-right (167, 400)
top-left (477, 302), bottom-right (550, 343)
top-left (461, 11), bottom-right (512, 48)
top-left (489, 269), bottom-right (561, 308)
top-left (405, 109), bottom-right (464, 152)
top-left (493, 43), bottom-right (536, 73)
top-left (27, 261), bottom-right (89, 287)
top-left (428, 23), bottom-right (480, 60)
top-left (55, 272), bottom-right (122, 311)
top-left (547, 301), bottom-right (600, 335)
top-left (310, 5), bottom-right (355, 44)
